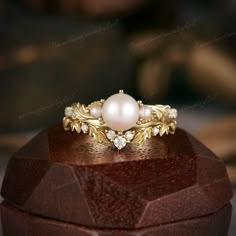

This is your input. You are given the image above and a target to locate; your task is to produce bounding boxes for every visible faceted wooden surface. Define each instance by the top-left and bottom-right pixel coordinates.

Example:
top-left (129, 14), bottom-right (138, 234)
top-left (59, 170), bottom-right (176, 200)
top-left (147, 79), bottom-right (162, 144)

top-left (0, 202), bottom-right (232, 236)
top-left (1, 124), bottom-right (233, 229)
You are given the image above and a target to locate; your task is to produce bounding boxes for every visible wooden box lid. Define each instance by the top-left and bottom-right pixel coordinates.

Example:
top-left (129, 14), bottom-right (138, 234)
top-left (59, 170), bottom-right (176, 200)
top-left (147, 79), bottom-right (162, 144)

top-left (1, 125), bottom-right (232, 229)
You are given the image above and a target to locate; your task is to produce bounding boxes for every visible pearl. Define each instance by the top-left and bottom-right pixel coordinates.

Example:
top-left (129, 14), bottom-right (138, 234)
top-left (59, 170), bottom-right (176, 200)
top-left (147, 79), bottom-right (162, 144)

top-left (90, 105), bottom-right (102, 118)
top-left (102, 93), bottom-right (140, 131)
top-left (140, 105), bottom-right (152, 119)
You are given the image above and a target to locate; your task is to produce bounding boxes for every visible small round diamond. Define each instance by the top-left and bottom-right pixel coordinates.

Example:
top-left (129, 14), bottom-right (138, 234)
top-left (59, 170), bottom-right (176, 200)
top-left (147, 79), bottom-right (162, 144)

top-left (106, 130), bottom-right (116, 140)
top-left (81, 123), bottom-right (89, 133)
top-left (168, 108), bottom-right (177, 119)
top-left (152, 127), bottom-right (159, 136)
top-left (114, 136), bottom-right (127, 150)
top-left (65, 107), bottom-right (73, 117)
top-left (125, 131), bottom-right (135, 141)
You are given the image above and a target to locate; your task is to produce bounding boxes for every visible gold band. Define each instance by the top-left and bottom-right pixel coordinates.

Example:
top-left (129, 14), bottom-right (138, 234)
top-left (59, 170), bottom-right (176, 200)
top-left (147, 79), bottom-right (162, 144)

top-left (63, 91), bottom-right (177, 149)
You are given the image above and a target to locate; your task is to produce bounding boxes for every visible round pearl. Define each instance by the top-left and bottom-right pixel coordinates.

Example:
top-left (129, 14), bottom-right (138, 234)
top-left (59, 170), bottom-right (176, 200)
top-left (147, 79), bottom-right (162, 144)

top-left (102, 93), bottom-right (140, 131)
top-left (90, 105), bottom-right (102, 118)
top-left (140, 105), bottom-right (152, 119)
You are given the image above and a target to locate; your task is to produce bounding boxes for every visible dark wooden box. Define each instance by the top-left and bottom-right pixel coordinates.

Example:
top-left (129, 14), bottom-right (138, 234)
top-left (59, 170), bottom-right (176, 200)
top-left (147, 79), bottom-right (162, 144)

top-left (0, 125), bottom-right (233, 236)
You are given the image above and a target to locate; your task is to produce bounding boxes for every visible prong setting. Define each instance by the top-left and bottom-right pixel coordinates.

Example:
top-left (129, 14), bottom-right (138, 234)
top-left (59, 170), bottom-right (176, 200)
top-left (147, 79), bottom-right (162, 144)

top-left (63, 92), bottom-right (177, 150)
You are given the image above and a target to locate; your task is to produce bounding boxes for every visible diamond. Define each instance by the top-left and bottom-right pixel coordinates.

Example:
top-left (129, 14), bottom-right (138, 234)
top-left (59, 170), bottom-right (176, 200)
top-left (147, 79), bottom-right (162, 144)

top-left (81, 123), bottom-right (89, 133)
top-left (152, 127), bottom-right (159, 136)
top-left (125, 131), bottom-right (135, 141)
top-left (106, 130), bottom-right (116, 140)
top-left (65, 107), bottom-right (73, 117)
top-left (114, 136), bottom-right (127, 150)
top-left (168, 108), bottom-right (177, 119)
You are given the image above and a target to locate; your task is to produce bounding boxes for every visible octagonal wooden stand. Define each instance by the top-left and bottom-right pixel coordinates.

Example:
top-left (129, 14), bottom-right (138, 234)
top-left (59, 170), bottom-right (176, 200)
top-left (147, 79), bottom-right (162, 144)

top-left (0, 125), bottom-right (233, 235)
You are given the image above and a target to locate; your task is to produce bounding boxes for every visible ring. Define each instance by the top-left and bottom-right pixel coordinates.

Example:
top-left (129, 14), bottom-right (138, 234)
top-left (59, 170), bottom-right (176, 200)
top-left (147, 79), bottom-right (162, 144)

top-left (63, 90), bottom-right (177, 150)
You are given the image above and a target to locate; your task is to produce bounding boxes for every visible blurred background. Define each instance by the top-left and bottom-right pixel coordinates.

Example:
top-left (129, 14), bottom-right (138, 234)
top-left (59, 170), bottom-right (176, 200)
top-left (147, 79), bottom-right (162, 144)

top-left (0, 0), bottom-right (235, 233)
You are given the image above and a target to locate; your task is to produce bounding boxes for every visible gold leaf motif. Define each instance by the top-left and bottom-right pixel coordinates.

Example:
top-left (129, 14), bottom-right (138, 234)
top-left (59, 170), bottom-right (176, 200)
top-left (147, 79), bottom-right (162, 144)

top-left (155, 109), bottom-right (162, 120)
top-left (169, 121), bottom-right (176, 134)
top-left (63, 101), bottom-right (177, 146)
top-left (63, 117), bottom-right (72, 130)
top-left (74, 123), bottom-right (81, 133)
top-left (132, 127), bottom-right (152, 144)
top-left (70, 121), bottom-right (80, 132)
top-left (73, 103), bottom-right (93, 120)
top-left (89, 126), bottom-right (110, 144)
top-left (159, 124), bottom-right (169, 136)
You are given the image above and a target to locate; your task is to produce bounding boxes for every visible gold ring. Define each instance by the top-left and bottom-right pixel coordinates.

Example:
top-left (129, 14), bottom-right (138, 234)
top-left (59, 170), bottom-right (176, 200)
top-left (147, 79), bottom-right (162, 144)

top-left (63, 90), bottom-right (177, 150)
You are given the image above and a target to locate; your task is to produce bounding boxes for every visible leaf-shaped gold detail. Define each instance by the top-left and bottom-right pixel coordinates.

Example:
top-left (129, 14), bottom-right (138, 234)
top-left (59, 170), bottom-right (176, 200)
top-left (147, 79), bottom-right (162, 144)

top-left (169, 121), bottom-right (177, 134)
top-left (72, 103), bottom-right (93, 120)
top-left (70, 121), bottom-right (78, 131)
top-left (72, 122), bottom-right (81, 133)
top-left (159, 123), bottom-right (170, 136)
top-left (89, 125), bottom-right (110, 144)
top-left (63, 117), bottom-right (72, 130)
top-left (140, 105), bottom-right (173, 125)
top-left (63, 102), bottom-right (177, 145)
top-left (132, 127), bottom-right (152, 144)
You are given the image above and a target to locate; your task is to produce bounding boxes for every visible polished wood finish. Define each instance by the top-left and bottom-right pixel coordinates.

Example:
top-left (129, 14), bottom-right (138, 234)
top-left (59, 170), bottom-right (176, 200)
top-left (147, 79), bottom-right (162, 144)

top-left (0, 202), bottom-right (232, 236)
top-left (1, 124), bottom-right (233, 230)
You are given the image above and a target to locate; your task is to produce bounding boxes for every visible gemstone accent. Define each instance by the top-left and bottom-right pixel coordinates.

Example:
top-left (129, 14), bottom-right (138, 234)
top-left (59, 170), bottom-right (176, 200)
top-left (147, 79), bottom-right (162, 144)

top-left (140, 105), bottom-right (152, 119)
top-left (152, 127), bottom-right (159, 136)
top-left (81, 123), bottom-right (89, 133)
top-left (106, 130), bottom-right (116, 141)
top-left (114, 136), bottom-right (127, 150)
top-left (65, 107), bottom-right (73, 117)
top-left (168, 108), bottom-right (178, 119)
top-left (90, 105), bottom-right (102, 118)
top-left (125, 131), bottom-right (135, 141)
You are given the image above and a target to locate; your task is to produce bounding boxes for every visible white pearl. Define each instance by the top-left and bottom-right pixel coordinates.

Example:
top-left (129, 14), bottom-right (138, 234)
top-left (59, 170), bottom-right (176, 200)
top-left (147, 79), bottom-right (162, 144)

top-left (102, 93), bottom-right (139, 131)
top-left (90, 105), bottom-right (102, 118)
top-left (140, 105), bottom-right (152, 119)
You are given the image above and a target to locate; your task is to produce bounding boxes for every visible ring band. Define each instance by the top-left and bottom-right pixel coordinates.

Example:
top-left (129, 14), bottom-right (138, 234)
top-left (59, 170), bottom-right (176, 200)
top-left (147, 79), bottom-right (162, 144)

top-left (63, 90), bottom-right (177, 150)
